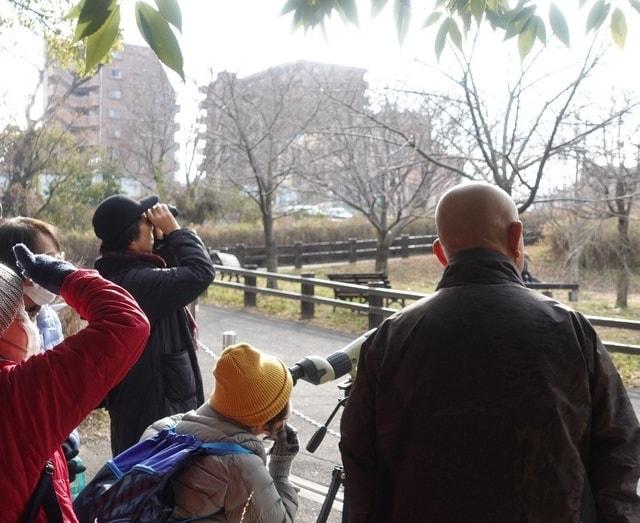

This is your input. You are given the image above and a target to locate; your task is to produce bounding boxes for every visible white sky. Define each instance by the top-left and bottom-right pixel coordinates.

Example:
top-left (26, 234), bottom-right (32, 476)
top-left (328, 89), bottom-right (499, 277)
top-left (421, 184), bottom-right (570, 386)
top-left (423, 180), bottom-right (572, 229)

top-left (1, 0), bottom-right (639, 186)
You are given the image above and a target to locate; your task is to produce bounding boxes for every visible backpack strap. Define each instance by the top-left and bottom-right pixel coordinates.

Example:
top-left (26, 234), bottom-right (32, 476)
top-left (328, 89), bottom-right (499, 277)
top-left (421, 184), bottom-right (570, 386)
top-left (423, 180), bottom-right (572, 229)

top-left (22, 460), bottom-right (63, 523)
top-left (200, 442), bottom-right (253, 455)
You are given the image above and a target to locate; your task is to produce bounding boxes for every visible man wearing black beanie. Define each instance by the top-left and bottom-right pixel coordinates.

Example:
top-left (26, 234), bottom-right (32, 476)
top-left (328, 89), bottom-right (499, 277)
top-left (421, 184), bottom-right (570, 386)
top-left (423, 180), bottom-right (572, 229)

top-left (92, 194), bottom-right (215, 455)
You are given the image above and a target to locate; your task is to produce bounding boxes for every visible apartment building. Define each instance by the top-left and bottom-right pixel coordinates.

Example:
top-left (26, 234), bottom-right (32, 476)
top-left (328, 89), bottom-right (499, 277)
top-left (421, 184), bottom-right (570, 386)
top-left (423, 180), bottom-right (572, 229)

top-left (45, 44), bottom-right (179, 196)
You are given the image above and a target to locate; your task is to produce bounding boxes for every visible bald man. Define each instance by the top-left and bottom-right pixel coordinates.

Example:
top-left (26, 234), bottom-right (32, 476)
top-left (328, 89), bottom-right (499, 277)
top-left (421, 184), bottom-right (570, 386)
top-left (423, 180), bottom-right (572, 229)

top-left (340, 183), bottom-right (639, 522)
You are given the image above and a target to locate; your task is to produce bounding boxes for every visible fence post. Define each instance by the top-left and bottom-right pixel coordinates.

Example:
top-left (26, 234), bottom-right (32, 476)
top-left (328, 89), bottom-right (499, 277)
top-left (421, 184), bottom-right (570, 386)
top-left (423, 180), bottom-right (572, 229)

top-left (301, 272), bottom-right (315, 320)
top-left (244, 264), bottom-right (257, 308)
top-left (401, 234), bottom-right (410, 258)
top-left (294, 241), bottom-right (303, 269)
top-left (348, 238), bottom-right (357, 263)
top-left (368, 282), bottom-right (384, 329)
top-left (236, 243), bottom-right (246, 266)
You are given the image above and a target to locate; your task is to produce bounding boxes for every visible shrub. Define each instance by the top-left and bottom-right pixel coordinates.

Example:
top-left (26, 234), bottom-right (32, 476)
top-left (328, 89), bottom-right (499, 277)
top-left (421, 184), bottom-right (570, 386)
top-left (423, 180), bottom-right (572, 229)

top-left (197, 216), bottom-right (437, 250)
top-left (545, 217), bottom-right (640, 270)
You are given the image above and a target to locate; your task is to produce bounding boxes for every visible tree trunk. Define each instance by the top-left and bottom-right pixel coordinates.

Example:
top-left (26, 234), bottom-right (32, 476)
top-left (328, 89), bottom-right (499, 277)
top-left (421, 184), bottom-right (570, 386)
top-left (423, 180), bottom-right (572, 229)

top-left (261, 202), bottom-right (278, 289)
top-left (374, 232), bottom-right (391, 274)
top-left (615, 213), bottom-right (631, 309)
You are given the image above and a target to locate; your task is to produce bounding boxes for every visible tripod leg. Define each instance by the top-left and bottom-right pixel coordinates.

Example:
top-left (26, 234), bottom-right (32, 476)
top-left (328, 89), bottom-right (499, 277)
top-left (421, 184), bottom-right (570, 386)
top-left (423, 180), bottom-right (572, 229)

top-left (316, 466), bottom-right (344, 523)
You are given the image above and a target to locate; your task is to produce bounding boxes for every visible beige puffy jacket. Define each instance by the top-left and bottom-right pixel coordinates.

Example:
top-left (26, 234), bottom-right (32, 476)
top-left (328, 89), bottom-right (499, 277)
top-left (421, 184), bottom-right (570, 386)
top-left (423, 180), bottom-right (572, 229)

top-left (143, 403), bottom-right (298, 522)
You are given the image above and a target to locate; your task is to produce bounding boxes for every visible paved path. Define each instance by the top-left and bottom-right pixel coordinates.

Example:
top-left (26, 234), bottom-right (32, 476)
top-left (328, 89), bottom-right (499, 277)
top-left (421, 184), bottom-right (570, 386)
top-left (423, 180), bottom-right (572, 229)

top-left (81, 304), bottom-right (640, 523)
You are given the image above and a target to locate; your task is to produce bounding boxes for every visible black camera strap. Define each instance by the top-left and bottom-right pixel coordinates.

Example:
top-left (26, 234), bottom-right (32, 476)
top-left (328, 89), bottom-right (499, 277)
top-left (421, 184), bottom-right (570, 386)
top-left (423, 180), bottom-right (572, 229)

top-left (22, 459), bottom-right (63, 523)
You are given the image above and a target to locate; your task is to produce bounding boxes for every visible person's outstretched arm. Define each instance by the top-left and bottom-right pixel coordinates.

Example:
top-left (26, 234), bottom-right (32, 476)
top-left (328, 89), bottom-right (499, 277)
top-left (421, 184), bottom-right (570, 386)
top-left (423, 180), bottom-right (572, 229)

top-left (4, 246), bottom-right (150, 462)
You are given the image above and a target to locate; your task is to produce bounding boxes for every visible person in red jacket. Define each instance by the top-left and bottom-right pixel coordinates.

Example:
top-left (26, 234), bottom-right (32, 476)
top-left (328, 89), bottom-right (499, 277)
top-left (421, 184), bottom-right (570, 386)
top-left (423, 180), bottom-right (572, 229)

top-left (0, 244), bottom-right (150, 522)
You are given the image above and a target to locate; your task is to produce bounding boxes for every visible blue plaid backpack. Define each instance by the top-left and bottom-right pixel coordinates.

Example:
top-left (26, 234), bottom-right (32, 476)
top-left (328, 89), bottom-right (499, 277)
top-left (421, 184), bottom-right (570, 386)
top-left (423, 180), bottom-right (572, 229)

top-left (73, 428), bottom-right (253, 523)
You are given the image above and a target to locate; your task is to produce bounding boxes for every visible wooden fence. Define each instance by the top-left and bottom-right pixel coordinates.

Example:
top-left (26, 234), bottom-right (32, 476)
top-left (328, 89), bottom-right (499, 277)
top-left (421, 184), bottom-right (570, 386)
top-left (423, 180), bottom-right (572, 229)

top-left (212, 233), bottom-right (541, 269)
top-left (209, 265), bottom-right (640, 356)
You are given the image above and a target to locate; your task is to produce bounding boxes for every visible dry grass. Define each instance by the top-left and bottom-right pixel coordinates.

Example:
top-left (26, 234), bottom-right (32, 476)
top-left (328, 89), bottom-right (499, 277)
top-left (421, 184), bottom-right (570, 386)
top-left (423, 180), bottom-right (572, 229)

top-left (205, 243), bottom-right (640, 387)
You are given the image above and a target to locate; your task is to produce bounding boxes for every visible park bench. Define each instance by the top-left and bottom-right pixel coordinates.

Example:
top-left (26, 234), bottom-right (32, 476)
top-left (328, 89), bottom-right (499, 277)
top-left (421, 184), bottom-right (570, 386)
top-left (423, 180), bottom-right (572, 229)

top-left (210, 250), bottom-right (242, 282)
top-left (524, 282), bottom-right (579, 301)
top-left (326, 272), bottom-right (405, 308)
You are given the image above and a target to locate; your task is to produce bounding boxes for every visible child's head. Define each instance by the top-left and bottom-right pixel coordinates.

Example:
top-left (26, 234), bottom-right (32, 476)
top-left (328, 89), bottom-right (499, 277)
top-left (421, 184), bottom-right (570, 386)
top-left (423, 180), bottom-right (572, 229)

top-left (210, 343), bottom-right (293, 435)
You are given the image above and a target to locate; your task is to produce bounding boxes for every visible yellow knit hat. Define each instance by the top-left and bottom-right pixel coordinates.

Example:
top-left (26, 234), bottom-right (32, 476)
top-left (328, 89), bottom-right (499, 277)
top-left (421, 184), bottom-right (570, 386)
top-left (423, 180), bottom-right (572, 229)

top-left (210, 343), bottom-right (293, 427)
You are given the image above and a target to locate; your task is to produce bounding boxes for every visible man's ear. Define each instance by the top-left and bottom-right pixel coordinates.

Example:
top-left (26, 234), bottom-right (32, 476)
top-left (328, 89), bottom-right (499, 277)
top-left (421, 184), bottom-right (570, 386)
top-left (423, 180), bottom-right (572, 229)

top-left (433, 239), bottom-right (449, 267)
top-left (507, 221), bottom-right (524, 269)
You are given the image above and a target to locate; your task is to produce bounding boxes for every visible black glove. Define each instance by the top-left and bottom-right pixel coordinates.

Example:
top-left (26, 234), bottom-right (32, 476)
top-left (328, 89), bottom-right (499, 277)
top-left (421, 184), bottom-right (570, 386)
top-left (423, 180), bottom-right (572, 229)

top-left (13, 243), bottom-right (76, 295)
top-left (268, 424), bottom-right (299, 479)
top-left (62, 431), bottom-right (82, 482)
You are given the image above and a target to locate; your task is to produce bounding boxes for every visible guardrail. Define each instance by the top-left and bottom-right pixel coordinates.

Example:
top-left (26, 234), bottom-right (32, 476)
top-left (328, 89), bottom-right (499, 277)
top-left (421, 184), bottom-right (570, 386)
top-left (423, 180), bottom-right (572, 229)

top-left (212, 233), bottom-right (541, 269)
top-left (210, 265), bottom-right (640, 355)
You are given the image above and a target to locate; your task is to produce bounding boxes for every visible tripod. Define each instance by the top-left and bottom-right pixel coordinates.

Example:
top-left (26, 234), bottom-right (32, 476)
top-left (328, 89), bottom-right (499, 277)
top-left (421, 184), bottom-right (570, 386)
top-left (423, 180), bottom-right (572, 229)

top-left (306, 380), bottom-right (351, 523)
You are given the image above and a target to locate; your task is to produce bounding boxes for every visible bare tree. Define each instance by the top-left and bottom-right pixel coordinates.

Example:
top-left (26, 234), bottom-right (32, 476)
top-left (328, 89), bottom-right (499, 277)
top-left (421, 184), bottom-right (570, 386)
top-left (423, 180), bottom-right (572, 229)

top-left (303, 95), bottom-right (457, 273)
top-left (200, 63), bottom-right (359, 277)
top-left (579, 109), bottom-right (640, 308)
top-left (116, 51), bottom-right (178, 200)
top-left (340, 43), bottom-right (624, 216)
top-left (0, 66), bottom-right (94, 216)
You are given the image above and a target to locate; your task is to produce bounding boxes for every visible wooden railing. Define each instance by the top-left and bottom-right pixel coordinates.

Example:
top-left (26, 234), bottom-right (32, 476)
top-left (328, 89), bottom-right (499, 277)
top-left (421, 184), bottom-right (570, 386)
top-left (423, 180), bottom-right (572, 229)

top-left (210, 265), bottom-right (640, 356)
top-left (212, 233), bottom-right (541, 269)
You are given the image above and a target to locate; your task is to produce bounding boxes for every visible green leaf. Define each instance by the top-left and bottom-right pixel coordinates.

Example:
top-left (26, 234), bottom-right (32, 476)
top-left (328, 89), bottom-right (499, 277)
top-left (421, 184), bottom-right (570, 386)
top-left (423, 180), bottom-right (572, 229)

top-left (423, 11), bottom-right (442, 28)
top-left (434, 18), bottom-right (449, 60)
top-left (281, 0), bottom-right (304, 16)
top-left (336, 0), bottom-right (359, 25)
top-left (630, 0), bottom-right (640, 15)
top-left (394, 0), bottom-right (411, 44)
top-left (73, 0), bottom-right (117, 42)
top-left (85, 4), bottom-right (120, 73)
top-left (518, 17), bottom-right (537, 59)
top-left (549, 3), bottom-right (570, 46)
top-left (135, 1), bottom-right (184, 80)
top-left (610, 7), bottom-right (627, 47)
top-left (460, 10), bottom-right (472, 33)
top-left (469, 0), bottom-right (485, 25)
top-left (586, 0), bottom-right (610, 32)
top-left (64, 0), bottom-right (86, 20)
top-left (534, 15), bottom-right (546, 43)
top-left (448, 17), bottom-right (463, 49)
top-left (372, 0), bottom-right (389, 17)
top-left (155, 0), bottom-right (182, 32)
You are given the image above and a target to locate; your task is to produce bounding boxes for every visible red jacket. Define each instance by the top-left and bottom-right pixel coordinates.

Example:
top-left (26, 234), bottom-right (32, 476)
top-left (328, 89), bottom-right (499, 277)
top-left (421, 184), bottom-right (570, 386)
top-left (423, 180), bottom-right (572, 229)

top-left (0, 270), bottom-right (150, 522)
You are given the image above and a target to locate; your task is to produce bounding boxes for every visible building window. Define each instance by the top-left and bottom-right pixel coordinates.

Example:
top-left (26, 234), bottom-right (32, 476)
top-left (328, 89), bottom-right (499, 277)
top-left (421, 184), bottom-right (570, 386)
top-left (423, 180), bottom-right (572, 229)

top-left (111, 129), bottom-right (121, 138)
top-left (112, 50), bottom-right (123, 60)
top-left (109, 68), bottom-right (122, 79)
top-left (109, 89), bottom-right (122, 99)
top-left (108, 108), bottom-right (120, 118)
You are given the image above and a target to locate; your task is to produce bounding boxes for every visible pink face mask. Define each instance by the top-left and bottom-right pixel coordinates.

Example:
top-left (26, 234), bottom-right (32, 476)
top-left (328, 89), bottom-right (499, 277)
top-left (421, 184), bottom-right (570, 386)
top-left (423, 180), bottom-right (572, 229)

top-left (0, 307), bottom-right (40, 362)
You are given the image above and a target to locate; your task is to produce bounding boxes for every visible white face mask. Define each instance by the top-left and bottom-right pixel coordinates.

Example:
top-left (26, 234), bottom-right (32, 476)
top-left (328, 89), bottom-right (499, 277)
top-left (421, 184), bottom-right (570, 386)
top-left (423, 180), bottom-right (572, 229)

top-left (23, 283), bottom-right (57, 306)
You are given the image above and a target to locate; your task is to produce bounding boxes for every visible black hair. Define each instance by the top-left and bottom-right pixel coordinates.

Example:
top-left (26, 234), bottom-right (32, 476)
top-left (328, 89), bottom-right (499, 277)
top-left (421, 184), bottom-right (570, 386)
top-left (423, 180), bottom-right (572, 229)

top-left (0, 217), bottom-right (61, 273)
top-left (98, 219), bottom-right (142, 254)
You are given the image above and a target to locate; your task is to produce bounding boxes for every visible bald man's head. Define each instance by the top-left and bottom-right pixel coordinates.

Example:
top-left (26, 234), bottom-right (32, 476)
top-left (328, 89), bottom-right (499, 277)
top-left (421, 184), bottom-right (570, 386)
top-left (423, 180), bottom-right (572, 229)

top-left (433, 183), bottom-right (524, 269)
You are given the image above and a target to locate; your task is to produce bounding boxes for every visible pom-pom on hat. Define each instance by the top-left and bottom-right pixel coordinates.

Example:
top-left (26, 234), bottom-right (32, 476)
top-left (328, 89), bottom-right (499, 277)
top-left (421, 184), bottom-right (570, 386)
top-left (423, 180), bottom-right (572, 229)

top-left (0, 263), bottom-right (23, 335)
top-left (92, 194), bottom-right (159, 243)
top-left (210, 343), bottom-right (293, 427)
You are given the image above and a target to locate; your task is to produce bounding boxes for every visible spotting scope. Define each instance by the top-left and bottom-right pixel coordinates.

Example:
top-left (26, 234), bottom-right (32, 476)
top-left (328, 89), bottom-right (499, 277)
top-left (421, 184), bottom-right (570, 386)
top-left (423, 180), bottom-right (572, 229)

top-left (288, 329), bottom-right (376, 385)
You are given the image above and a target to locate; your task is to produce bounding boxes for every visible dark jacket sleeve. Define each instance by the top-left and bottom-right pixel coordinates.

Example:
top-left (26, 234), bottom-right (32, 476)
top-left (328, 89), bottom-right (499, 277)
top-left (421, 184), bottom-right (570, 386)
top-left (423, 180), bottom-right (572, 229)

top-left (580, 315), bottom-right (640, 521)
top-left (121, 229), bottom-right (215, 321)
top-left (6, 269), bottom-right (150, 463)
top-left (340, 326), bottom-right (387, 523)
